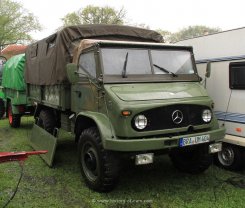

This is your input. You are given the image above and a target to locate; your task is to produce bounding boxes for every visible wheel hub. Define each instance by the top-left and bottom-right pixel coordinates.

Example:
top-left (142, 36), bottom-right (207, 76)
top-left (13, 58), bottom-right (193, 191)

top-left (218, 147), bottom-right (234, 166)
top-left (82, 144), bottom-right (99, 181)
top-left (85, 151), bottom-right (97, 171)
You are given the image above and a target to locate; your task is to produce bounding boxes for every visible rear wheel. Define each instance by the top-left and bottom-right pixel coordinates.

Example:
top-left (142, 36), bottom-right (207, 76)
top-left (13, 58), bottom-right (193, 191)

top-left (37, 109), bottom-right (56, 134)
top-left (215, 143), bottom-right (243, 171)
top-left (169, 144), bottom-right (212, 174)
top-left (8, 104), bottom-right (21, 128)
top-left (0, 99), bottom-right (5, 118)
top-left (78, 127), bottom-right (120, 192)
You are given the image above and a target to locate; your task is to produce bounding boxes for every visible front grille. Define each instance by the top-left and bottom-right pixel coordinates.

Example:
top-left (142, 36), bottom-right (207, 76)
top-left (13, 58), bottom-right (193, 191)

top-left (132, 104), bottom-right (211, 131)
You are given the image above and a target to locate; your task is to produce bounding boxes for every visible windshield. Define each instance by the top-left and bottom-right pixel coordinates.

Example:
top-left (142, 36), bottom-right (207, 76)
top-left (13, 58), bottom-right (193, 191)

top-left (101, 48), bottom-right (195, 76)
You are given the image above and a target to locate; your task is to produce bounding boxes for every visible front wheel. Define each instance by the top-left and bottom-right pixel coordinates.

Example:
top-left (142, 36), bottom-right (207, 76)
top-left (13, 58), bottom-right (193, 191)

top-left (215, 143), bottom-right (243, 171)
top-left (169, 144), bottom-right (212, 174)
top-left (78, 127), bottom-right (120, 192)
top-left (8, 104), bottom-right (21, 128)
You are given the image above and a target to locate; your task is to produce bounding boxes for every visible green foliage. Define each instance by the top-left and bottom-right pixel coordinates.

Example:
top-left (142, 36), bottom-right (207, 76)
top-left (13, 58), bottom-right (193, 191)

top-left (156, 29), bottom-right (172, 43)
top-left (0, 0), bottom-right (41, 46)
top-left (129, 23), bottom-right (150, 29)
top-left (61, 12), bottom-right (81, 27)
top-left (157, 25), bottom-right (221, 43)
top-left (170, 25), bottom-right (221, 42)
top-left (61, 5), bottom-right (126, 27)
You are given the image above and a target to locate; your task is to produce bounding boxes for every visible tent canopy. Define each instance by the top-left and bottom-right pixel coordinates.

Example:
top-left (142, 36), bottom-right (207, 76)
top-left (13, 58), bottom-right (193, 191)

top-left (25, 24), bottom-right (163, 85)
top-left (2, 54), bottom-right (25, 91)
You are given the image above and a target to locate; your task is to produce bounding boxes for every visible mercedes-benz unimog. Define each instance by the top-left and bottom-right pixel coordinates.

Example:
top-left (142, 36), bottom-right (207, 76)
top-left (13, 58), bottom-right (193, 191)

top-left (25, 25), bottom-right (225, 192)
top-left (0, 54), bottom-right (33, 127)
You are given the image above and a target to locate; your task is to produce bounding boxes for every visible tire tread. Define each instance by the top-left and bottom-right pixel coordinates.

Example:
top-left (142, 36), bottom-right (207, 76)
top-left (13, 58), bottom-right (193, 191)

top-left (78, 127), bottom-right (120, 192)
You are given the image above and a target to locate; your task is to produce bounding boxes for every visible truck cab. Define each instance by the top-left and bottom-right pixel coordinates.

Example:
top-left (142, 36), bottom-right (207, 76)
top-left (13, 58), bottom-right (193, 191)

top-left (66, 39), bottom-right (225, 191)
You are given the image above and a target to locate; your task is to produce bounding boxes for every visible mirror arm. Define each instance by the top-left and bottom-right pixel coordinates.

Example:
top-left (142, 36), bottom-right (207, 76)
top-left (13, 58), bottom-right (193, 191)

top-left (205, 62), bottom-right (211, 78)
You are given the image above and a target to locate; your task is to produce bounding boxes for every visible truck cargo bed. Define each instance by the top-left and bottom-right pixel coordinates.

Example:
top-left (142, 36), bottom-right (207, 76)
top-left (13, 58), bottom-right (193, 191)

top-left (27, 84), bottom-right (71, 111)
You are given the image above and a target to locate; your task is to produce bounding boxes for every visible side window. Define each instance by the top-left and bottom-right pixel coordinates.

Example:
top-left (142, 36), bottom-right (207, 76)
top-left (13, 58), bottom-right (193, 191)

top-left (78, 52), bottom-right (96, 78)
top-left (229, 62), bottom-right (245, 89)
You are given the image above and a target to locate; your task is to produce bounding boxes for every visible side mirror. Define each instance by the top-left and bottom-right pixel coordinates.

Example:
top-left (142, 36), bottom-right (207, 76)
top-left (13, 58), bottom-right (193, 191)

top-left (66, 63), bottom-right (79, 84)
top-left (205, 62), bottom-right (211, 78)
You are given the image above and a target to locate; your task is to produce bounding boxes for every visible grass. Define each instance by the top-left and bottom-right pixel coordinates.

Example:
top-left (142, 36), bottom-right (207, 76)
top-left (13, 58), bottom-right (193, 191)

top-left (0, 117), bottom-right (245, 208)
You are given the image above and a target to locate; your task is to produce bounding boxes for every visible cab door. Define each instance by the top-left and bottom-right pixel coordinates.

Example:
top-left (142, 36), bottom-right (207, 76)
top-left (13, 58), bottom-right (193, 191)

top-left (71, 51), bottom-right (99, 113)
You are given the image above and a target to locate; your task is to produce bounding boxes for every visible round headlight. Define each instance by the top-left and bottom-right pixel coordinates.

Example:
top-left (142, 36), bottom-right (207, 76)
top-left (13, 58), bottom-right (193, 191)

top-left (202, 109), bottom-right (212, 122)
top-left (134, 115), bottom-right (147, 130)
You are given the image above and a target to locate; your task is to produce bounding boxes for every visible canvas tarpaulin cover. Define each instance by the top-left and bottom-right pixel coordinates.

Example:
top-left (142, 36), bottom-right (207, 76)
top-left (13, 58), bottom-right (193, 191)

top-left (2, 54), bottom-right (26, 91)
top-left (25, 24), bottom-right (163, 85)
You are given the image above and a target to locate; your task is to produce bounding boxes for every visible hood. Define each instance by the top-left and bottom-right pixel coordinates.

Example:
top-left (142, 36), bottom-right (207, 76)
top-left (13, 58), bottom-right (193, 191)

top-left (108, 82), bottom-right (208, 101)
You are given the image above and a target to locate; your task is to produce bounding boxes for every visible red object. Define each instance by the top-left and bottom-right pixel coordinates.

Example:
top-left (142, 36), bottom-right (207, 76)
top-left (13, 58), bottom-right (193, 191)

top-left (17, 105), bottom-right (25, 113)
top-left (236, 128), bottom-right (242, 133)
top-left (1, 44), bottom-right (27, 54)
top-left (0, 151), bottom-right (47, 163)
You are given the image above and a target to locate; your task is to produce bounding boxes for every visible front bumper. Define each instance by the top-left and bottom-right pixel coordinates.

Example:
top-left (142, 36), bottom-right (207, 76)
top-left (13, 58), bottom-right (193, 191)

top-left (103, 127), bottom-right (225, 152)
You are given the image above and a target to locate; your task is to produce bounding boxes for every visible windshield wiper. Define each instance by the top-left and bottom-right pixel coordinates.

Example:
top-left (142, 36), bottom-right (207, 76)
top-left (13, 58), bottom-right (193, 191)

top-left (122, 52), bottom-right (128, 78)
top-left (153, 64), bottom-right (178, 77)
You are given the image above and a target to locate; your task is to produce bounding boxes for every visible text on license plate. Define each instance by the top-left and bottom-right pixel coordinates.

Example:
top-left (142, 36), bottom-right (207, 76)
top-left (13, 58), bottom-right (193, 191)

top-left (179, 135), bottom-right (210, 147)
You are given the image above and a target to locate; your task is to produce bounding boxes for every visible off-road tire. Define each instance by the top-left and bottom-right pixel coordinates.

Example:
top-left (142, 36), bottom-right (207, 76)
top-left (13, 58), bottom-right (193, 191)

top-left (37, 109), bottom-right (56, 134)
top-left (169, 144), bottom-right (212, 174)
top-left (215, 143), bottom-right (243, 171)
top-left (0, 99), bottom-right (5, 119)
top-left (78, 127), bottom-right (120, 192)
top-left (8, 104), bottom-right (21, 128)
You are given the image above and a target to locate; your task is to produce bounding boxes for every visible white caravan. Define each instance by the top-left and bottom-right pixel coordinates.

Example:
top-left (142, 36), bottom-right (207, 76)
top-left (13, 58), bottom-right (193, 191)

top-left (177, 27), bottom-right (245, 170)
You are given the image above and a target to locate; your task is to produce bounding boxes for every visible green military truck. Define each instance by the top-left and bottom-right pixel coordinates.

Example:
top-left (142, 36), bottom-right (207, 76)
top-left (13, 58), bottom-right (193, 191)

top-left (25, 25), bottom-right (225, 192)
top-left (0, 54), bottom-right (33, 127)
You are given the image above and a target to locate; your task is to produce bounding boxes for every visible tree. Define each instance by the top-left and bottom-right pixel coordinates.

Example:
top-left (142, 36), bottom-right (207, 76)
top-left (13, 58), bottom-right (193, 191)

top-left (129, 23), bottom-right (150, 29)
top-left (0, 0), bottom-right (41, 46)
top-left (156, 29), bottom-right (172, 43)
top-left (61, 5), bottom-right (126, 26)
top-left (169, 25), bottom-right (221, 43)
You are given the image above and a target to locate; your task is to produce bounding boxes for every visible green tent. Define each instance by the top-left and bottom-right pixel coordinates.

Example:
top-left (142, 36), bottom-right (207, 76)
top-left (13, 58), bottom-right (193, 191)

top-left (2, 54), bottom-right (25, 91)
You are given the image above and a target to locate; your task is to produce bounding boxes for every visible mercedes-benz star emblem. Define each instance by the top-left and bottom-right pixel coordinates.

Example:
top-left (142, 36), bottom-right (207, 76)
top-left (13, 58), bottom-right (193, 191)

top-left (172, 110), bottom-right (183, 124)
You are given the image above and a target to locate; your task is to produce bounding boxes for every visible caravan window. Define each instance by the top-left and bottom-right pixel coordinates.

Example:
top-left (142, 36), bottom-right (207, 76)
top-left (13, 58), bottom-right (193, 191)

top-left (229, 62), bottom-right (245, 89)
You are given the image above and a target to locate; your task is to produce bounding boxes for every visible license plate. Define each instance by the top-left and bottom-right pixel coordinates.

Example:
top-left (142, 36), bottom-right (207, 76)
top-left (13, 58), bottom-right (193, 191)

top-left (179, 135), bottom-right (210, 147)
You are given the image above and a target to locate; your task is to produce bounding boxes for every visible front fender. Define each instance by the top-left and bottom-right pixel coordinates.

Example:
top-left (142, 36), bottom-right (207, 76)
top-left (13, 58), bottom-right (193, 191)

top-left (76, 111), bottom-right (116, 147)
